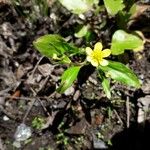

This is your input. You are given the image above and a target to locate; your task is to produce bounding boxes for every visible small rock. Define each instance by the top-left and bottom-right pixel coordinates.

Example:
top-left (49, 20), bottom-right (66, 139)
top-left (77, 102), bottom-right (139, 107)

top-left (14, 123), bottom-right (32, 142)
top-left (57, 101), bottom-right (67, 109)
top-left (67, 118), bottom-right (87, 135)
top-left (138, 95), bottom-right (150, 112)
top-left (88, 76), bottom-right (97, 85)
top-left (137, 95), bottom-right (150, 123)
top-left (141, 81), bottom-right (150, 94)
top-left (73, 90), bottom-right (81, 101)
top-left (3, 115), bottom-right (9, 121)
top-left (64, 86), bottom-right (74, 96)
top-left (55, 93), bottom-right (62, 99)
top-left (35, 74), bottom-right (42, 82)
top-left (92, 131), bottom-right (108, 149)
top-left (79, 14), bottom-right (85, 20)
top-left (93, 138), bottom-right (108, 150)
top-left (16, 65), bottom-right (26, 79)
top-left (13, 141), bottom-right (21, 148)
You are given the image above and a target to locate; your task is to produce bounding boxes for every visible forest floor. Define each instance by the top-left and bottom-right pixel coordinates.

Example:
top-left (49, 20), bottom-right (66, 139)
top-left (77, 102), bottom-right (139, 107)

top-left (0, 1), bottom-right (150, 150)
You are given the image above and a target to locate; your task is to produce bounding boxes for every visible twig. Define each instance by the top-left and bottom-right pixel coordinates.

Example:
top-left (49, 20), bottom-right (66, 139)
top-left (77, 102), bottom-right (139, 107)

top-left (37, 75), bottom-right (50, 93)
top-left (126, 96), bottom-right (130, 128)
top-left (113, 109), bottom-right (123, 126)
top-left (22, 98), bottom-right (36, 123)
top-left (37, 98), bottom-right (50, 116)
top-left (0, 87), bottom-right (12, 95)
top-left (30, 56), bottom-right (44, 77)
top-left (0, 94), bottom-right (51, 101)
top-left (23, 75), bottom-right (52, 123)
top-left (0, 105), bottom-right (16, 120)
top-left (31, 79), bottom-right (51, 116)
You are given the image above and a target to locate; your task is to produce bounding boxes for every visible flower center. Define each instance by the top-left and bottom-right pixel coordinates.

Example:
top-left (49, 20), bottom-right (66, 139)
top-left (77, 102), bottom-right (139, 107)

top-left (92, 50), bottom-right (103, 62)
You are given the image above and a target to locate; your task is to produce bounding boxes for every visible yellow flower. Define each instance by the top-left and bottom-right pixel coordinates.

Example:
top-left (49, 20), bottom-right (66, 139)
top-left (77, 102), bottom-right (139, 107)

top-left (86, 42), bottom-right (111, 67)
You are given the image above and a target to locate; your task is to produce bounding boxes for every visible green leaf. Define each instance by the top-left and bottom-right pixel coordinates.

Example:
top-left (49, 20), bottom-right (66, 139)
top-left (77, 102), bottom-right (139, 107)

top-left (33, 34), bottom-right (79, 58)
top-left (102, 78), bottom-right (111, 99)
top-left (57, 66), bottom-right (81, 93)
top-left (58, 0), bottom-right (98, 14)
top-left (98, 70), bottom-right (111, 99)
top-left (75, 25), bottom-right (89, 38)
top-left (104, 0), bottom-right (125, 15)
top-left (99, 61), bottom-right (141, 88)
top-left (111, 30), bottom-right (144, 55)
top-left (59, 55), bottom-right (71, 64)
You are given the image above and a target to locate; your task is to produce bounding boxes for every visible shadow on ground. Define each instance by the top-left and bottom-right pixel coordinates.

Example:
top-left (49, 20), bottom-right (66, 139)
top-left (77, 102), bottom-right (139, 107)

top-left (110, 120), bottom-right (150, 150)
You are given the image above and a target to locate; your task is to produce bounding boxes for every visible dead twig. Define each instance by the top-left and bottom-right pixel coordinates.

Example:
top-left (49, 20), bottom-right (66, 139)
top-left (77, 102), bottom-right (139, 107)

top-left (22, 98), bottom-right (36, 123)
top-left (0, 105), bottom-right (16, 120)
top-left (113, 109), bottom-right (123, 126)
top-left (23, 75), bottom-right (52, 123)
top-left (126, 96), bottom-right (130, 128)
top-left (30, 56), bottom-right (44, 77)
top-left (0, 94), bottom-right (52, 101)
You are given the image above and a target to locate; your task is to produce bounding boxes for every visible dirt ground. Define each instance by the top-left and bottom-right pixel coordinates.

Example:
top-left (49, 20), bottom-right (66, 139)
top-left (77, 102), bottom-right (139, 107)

top-left (0, 1), bottom-right (150, 150)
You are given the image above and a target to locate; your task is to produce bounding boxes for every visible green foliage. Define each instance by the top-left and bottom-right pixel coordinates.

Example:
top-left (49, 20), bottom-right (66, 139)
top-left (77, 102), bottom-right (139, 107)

top-left (32, 117), bottom-right (45, 129)
top-left (33, 34), bottom-right (79, 58)
top-left (75, 25), bottom-right (89, 38)
top-left (33, 1), bottom-right (142, 99)
top-left (58, 0), bottom-right (98, 14)
top-left (101, 77), bottom-right (111, 99)
top-left (111, 30), bottom-right (144, 55)
top-left (103, 0), bottom-right (125, 15)
top-left (99, 61), bottom-right (141, 88)
top-left (56, 133), bottom-right (69, 146)
top-left (98, 70), bottom-right (111, 99)
top-left (57, 66), bottom-right (81, 93)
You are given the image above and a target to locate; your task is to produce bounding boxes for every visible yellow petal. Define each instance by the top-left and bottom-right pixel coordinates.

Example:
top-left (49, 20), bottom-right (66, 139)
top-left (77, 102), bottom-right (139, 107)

top-left (102, 49), bottom-right (111, 57)
top-left (99, 59), bottom-right (109, 66)
top-left (94, 42), bottom-right (103, 51)
top-left (86, 47), bottom-right (93, 55)
top-left (91, 59), bottom-right (99, 67)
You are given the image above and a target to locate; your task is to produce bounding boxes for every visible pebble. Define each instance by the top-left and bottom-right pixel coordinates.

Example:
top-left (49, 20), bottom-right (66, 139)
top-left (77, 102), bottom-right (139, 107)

top-left (93, 139), bottom-right (108, 149)
top-left (141, 81), bottom-right (150, 94)
top-left (73, 90), bottom-right (81, 101)
top-left (14, 123), bottom-right (32, 142)
top-left (13, 141), bottom-right (21, 148)
top-left (88, 76), bottom-right (97, 85)
top-left (92, 130), bottom-right (108, 149)
top-left (137, 95), bottom-right (150, 123)
top-left (64, 86), bottom-right (75, 96)
top-left (93, 132), bottom-right (108, 149)
top-left (3, 115), bottom-right (10, 121)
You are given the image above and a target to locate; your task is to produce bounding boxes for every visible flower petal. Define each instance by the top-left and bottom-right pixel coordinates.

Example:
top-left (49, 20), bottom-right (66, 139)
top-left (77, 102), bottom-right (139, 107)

top-left (102, 49), bottom-right (111, 57)
top-left (86, 47), bottom-right (93, 55)
top-left (91, 59), bottom-right (99, 67)
top-left (99, 59), bottom-right (109, 66)
top-left (94, 42), bottom-right (102, 51)
top-left (87, 56), bottom-right (92, 62)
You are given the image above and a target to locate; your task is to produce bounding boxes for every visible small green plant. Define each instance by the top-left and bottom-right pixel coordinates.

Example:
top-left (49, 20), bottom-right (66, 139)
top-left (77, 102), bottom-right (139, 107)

top-left (56, 133), bottom-right (69, 146)
top-left (33, 0), bottom-right (143, 99)
top-left (34, 35), bottom-right (140, 98)
top-left (32, 116), bottom-right (45, 129)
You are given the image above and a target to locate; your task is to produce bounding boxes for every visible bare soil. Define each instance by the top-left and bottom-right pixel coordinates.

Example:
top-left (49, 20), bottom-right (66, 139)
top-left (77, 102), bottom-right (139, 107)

top-left (0, 1), bottom-right (150, 150)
